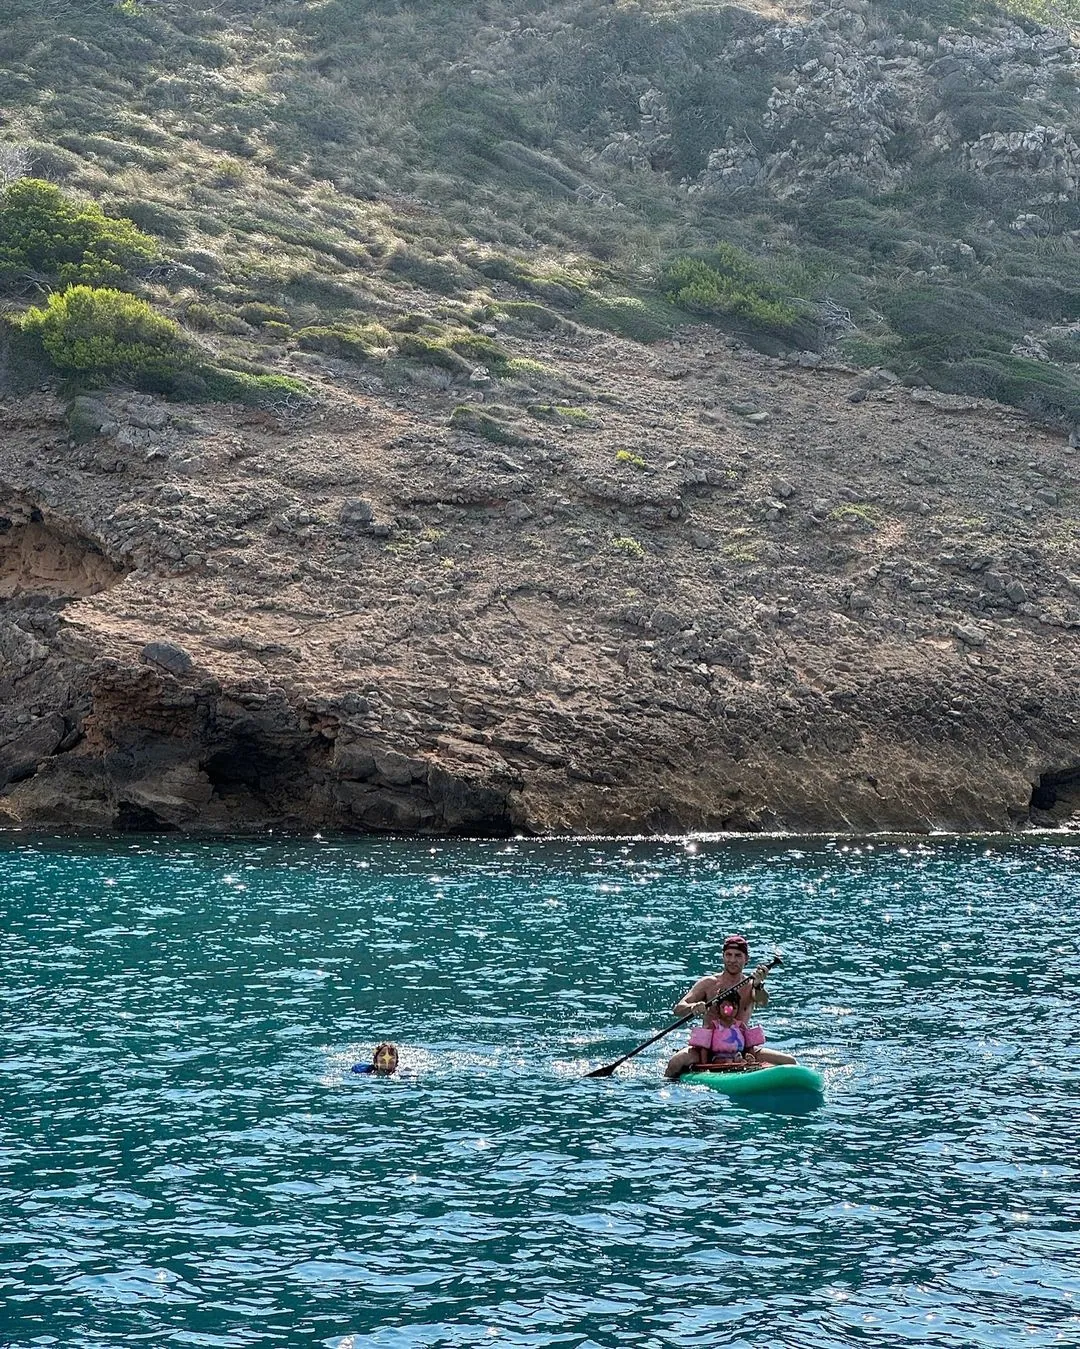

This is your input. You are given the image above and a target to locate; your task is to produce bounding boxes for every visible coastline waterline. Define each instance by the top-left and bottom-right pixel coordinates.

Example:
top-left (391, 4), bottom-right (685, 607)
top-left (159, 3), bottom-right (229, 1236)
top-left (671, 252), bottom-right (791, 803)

top-left (3, 834), bottom-right (1077, 1348)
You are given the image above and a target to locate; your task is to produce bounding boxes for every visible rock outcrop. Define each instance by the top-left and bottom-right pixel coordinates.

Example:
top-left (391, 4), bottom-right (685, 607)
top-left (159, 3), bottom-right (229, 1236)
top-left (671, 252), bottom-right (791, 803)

top-left (604, 0), bottom-right (1080, 220)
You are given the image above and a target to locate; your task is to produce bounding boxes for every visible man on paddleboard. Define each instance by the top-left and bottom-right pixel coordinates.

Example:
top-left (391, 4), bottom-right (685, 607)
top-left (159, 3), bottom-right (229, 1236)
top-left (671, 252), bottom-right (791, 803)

top-left (663, 934), bottom-right (796, 1079)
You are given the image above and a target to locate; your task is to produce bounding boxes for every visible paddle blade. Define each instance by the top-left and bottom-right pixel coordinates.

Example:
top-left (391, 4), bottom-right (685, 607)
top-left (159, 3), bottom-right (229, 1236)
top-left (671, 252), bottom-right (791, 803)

top-left (585, 1062), bottom-right (619, 1078)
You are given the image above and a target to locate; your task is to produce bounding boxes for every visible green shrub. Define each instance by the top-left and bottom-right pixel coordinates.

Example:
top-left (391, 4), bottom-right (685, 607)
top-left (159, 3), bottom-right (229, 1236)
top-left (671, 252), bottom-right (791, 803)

top-left (661, 246), bottom-right (806, 342)
top-left (836, 335), bottom-right (904, 368)
top-left (988, 275), bottom-right (1080, 323)
top-left (20, 285), bottom-right (195, 385)
top-left (282, 270), bottom-right (359, 309)
top-left (199, 368), bottom-right (309, 405)
top-left (0, 178), bottom-right (157, 289)
top-left (447, 332), bottom-right (512, 373)
top-left (575, 292), bottom-right (681, 343)
top-left (209, 311), bottom-right (253, 336)
top-left (879, 284), bottom-right (1020, 359)
top-left (795, 194), bottom-right (913, 262)
top-left (931, 354), bottom-right (1080, 428)
top-left (828, 503), bottom-right (882, 529)
top-left (396, 333), bottom-right (472, 375)
top-left (109, 197), bottom-right (188, 243)
top-left (386, 248), bottom-right (471, 295)
top-left (238, 301), bottom-right (290, 327)
top-left (667, 67), bottom-right (773, 179)
top-left (611, 535), bottom-right (646, 559)
top-left (1003, 0), bottom-right (1080, 19)
top-left (182, 302), bottom-right (219, 331)
top-left (297, 323), bottom-right (391, 361)
top-left (389, 312), bottom-right (431, 334)
top-left (529, 403), bottom-right (593, 424)
top-left (0, 315), bottom-right (53, 392)
top-left (1044, 331), bottom-right (1080, 364)
top-left (942, 89), bottom-right (1035, 142)
top-left (212, 158), bottom-right (246, 187)
top-left (497, 301), bottom-right (565, 332)
top-left (181, 293), bottom-right (246, 331)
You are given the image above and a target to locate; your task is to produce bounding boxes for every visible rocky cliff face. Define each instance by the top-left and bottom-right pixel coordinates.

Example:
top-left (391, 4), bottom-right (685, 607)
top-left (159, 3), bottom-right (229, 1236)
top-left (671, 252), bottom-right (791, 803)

top-left (2, 322), bottom-right (1078, 836)
top-left (620, 0), bottom-right (1079, 225)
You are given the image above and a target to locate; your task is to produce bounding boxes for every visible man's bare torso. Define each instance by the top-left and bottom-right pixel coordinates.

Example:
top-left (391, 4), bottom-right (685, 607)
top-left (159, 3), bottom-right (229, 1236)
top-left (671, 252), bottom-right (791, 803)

top-left (685, 972), bottom-right (754, 1026)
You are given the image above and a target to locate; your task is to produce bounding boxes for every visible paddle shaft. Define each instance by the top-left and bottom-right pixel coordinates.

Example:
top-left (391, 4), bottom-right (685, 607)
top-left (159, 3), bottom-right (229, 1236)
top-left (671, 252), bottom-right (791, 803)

top-left (585, 955), bottom-right (780, 1078)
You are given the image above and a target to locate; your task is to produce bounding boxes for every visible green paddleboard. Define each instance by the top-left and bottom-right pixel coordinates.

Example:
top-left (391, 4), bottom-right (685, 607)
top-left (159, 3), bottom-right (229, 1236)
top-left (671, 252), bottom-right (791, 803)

top-left (679, 1064), bottom-right (825, 1103)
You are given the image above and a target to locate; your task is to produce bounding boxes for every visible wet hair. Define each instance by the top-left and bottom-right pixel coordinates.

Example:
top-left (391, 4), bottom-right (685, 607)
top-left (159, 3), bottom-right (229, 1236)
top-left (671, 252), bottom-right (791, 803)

top-left (371, 1041), bottom-right (399, 1074)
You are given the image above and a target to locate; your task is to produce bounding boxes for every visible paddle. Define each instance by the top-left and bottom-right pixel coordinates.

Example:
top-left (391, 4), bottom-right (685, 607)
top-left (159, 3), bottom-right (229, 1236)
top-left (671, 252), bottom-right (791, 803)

top-left (585, 953), bottom-right (782, 1078)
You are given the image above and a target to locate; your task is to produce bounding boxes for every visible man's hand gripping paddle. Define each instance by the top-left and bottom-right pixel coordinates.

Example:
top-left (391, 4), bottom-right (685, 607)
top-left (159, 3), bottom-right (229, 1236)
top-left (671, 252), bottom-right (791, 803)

top-left (584, 953), bottom-right (782, 1078)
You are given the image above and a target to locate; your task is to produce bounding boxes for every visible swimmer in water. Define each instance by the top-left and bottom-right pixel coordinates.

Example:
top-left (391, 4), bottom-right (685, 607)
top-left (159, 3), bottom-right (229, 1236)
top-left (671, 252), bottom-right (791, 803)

top-left (352, 1041), bottom-right (399, 1076)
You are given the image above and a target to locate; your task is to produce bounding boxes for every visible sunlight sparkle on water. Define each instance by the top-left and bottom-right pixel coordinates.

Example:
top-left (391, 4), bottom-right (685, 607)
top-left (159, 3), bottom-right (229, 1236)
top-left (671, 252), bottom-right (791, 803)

top-left (1, 834), bottom-right (1077, 1349)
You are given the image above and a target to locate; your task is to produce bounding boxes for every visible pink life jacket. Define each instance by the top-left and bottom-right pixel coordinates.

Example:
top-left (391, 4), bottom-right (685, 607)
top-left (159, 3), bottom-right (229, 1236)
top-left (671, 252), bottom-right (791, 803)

top-left (688, 1021), bottom-right (766, 1052)
top-left (689, 1022), bottom-right (745, 1056)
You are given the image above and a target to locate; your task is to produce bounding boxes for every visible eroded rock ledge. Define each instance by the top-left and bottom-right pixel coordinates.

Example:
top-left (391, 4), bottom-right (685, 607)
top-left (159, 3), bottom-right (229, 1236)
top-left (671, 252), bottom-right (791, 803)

top-left (1, 329), bottom-right (1078, 836)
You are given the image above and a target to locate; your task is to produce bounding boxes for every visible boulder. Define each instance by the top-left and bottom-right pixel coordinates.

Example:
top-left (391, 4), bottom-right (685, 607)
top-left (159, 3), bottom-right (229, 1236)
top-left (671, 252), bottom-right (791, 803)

top-left (0, 713), bottom-right (66, 788)
top-left (141, 641), bottom-right (194, 676)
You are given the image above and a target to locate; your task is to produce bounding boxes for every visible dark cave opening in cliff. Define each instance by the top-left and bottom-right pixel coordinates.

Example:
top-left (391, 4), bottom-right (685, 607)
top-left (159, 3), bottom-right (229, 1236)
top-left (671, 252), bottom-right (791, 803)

top-left (204, 743), bottom-right (291, 802)
top-left (115, 801), bottom-right (179, 832)
top-left (1029, 766), bottom-right (1080, 816)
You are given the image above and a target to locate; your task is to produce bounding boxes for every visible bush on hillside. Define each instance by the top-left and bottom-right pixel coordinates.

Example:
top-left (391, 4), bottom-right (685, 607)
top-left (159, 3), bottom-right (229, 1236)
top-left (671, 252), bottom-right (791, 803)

top-left (386, 247), bottom-right (472, 295)
top-left (496, 301), bottom-right (565, 332)
top-left (197, 367), bottom-right (309, 405)
top-left (21, 285), bottom-right (310, 405)
top-left (20, 286), bottom-right (195, 386)
top-left (661, 246), bottom-right (807, 342)
top-left (879, 284), bottom-right (1021, 359)
top-left (446, 331), bottom-right (513, 373)
top-left (395, 333), bottom-right (472, 375)
top-left (667, 67), bottom-right (775, 178)
top-left (0, 178), bottom-right (156, 290)
top-left (237, 302), bottom-right (291, 327)
top-left (931, 353), bottom-right (1080, 428)
top-left (575, 293), bottom-right (681, 343)
top-left (109, 196), bottom-right (188, 243)
top-left (1043, 331), bottom-right (1080, 364)
top-left (297, 323), bottom-right (392, 361)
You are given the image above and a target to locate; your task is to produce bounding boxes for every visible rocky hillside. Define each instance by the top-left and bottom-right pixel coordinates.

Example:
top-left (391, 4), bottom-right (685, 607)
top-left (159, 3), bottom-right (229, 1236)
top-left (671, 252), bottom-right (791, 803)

top-left (1, 0), bottom-right (1079, 834)
top-left (3, 325), bottom-right (1078, 835)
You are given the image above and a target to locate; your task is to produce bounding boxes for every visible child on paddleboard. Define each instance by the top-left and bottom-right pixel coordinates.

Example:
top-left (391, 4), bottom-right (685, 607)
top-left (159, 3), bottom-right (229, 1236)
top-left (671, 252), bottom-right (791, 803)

top-left (687, 996), bottom-right (761, 1071)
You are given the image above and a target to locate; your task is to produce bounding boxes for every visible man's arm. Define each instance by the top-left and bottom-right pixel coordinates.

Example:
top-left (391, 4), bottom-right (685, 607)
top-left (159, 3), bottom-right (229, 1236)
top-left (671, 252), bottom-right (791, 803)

top-left (751, 963), bottom-right (770, 1008)
top-left (673, 977), bottom-right (712, 1017)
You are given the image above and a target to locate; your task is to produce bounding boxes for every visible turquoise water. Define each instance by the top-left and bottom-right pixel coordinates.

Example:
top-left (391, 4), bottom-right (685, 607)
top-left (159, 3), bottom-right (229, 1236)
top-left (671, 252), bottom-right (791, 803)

top-left (2, 835), bottom-right (1078, 1349)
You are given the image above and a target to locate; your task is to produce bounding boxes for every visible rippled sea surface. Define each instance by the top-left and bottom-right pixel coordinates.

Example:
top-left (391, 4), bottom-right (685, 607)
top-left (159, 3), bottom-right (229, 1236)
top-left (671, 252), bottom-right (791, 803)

top-left (3, 834), bottom-right (1079, 1349)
